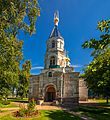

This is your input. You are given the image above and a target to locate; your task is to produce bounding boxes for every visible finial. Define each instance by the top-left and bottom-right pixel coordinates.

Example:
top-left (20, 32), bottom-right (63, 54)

top-left (54, 10), bottom-right (59, 26)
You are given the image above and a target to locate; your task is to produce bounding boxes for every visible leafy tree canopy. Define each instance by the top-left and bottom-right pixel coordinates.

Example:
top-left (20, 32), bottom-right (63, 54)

top-left (0, 0), bottom-right (40, 99)
top-left (82, 20), bottom-right (110, 56)
top-left (18, 60), bottom-right (31, 99)
top-left (82, 20), bottom-right (110, 103)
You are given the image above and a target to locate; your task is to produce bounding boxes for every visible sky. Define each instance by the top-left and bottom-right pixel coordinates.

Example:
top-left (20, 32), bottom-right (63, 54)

top-left (19, 0), bottom-right (110, 75)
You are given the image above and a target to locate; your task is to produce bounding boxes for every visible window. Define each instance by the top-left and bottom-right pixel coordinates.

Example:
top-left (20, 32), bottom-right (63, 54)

top-left (52, 41), bottom-right (55, 48)
top-left (48, 72), bottom-right (52, 77)
top-left (50, 56), bottom-right (55, 66)
top-left (60, 42), bottom-right (63, 49)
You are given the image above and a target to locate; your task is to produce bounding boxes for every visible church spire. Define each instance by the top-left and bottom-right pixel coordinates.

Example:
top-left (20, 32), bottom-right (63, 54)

top-left (54, 11), bottom-right (59, 26)
top-left (49, 11), bottom-right (63, 39)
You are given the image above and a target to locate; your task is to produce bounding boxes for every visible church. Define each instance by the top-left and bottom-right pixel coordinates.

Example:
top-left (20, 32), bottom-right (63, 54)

top-left (29, 11), bottom-right (88, 107)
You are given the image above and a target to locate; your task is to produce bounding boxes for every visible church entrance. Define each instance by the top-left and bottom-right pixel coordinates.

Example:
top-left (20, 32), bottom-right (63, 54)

top-left (45, 85), bottom-right (56, 102)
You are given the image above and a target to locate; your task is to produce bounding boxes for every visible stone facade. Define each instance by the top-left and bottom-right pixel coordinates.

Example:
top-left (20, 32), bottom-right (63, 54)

top-left (79, 78), bottom-right (88, 101)
top-left (29, 11), bottom-right (88, 107)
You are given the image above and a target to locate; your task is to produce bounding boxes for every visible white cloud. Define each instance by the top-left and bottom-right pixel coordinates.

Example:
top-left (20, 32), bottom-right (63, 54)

top-left (31, 72), bottom-right (40, 75)
top-left (71, 64), bottom-right (82, 68)
top-left (31, 66), bottom-right (44, 70)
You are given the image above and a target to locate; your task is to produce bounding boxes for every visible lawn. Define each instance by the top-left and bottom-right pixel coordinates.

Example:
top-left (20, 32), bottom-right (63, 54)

top-left (74, 105), bottom-right (110, 120)
top-left (0, 98), bottom-right (28, 108)
top-left (8, 98), bottom-right (28, 103)
top-left (1, 98), bottom-right (110, 120)
top-left (0, 110), bottom-right (82, 120)
top-left (0, 102), bottom-right (18, 108)
top-left (90, 99), bottom-right (110, 103)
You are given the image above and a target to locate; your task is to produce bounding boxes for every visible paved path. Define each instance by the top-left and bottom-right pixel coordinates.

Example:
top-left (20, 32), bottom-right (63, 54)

top-left (36, 105), bottom-right (62, 110)
top-left (0, 108), bottom-right (18, 117)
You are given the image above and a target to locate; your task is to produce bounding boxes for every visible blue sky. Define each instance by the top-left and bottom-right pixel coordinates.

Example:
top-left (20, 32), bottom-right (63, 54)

top-left (19, 0), bottom-right (110, 74)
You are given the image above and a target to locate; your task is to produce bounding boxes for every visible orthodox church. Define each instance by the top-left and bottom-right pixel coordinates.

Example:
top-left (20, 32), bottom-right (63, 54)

top-left (29, 11), bottom-right (88, 107)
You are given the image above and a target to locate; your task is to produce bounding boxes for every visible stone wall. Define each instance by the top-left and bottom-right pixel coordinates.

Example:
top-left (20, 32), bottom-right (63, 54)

top-left (63, 72), bottom-right (79, 107)
top-left (79, 78), bottom-right (88, 101)
top-left (29, 75), bottom-right (39, 100)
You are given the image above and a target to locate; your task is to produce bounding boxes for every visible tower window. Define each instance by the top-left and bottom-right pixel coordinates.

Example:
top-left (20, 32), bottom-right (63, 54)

top-left (50, 56), bottom-right (55, 66)
top-left (48, 72), bottom-right (52, 77)
top-left (60, 42), bottom-right (63, 49)
top-left (52, 41), bottom-right (55, 48)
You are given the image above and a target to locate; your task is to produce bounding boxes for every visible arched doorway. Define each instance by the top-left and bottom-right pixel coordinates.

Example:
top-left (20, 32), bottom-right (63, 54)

top-left (45, 85), bottom-right (56, 102)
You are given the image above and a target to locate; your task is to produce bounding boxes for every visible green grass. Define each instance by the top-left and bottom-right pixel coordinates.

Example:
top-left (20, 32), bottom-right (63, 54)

top-left (0, 110), bottom-right (82, 120)
top-left (74, 105), bottom-right (110, 120)
top-left (0, 98), bottom-right (28, 108)
top-left (0, 102), bottom-right (18, 108)
top-left (8, 98), bottom-right (28, 103)
top-left (0, 110), bottom-right (9, 113)
top-left (90, 98), bottom-right (110, 103)
top-left (89, 99), bottom-right (110, 108)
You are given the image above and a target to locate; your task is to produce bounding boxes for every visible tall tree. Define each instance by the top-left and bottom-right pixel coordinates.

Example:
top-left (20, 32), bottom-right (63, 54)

top-left (18, 60), bottom-right (31, 99)
top-left (82, 20), bottom-right (110, 103)
top-left (0, 0), bottom-right (40, 99)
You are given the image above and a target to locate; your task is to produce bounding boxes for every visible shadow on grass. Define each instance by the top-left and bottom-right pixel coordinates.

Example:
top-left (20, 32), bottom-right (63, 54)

top-left (73, 105), bottom-right (110, 120)
top-left (82, 110), bottom-right (110, 120)
top-left (8, 98), bottom-right (28, 103)
top-left (43, 110), bottom-right (82, 120)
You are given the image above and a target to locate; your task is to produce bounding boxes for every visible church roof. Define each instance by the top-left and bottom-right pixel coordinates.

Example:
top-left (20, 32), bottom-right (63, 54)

top-left (49, 25), bottom-right (63, 39)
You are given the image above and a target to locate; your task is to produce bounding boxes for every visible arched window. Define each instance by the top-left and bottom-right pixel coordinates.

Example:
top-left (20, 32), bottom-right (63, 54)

top-left (48, 72), bottom-right (52, 77)
top-left (50, 56), bottom-right (55, 66)
top-left (52, 41), bottom-right (55, 48)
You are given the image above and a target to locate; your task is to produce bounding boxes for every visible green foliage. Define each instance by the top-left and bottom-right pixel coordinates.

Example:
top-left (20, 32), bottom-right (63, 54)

top-left (82, 20), bottom-right (110, 56)
top-left (0, 0), bottom-right (40, 99)
top-left (1, 100), bottom-right (10, 105)
top-left (18, 104), bottom-right (28, 117)
top-left (0, 101), bottom-right (17, 108)
top-left (8, 97), bottom-right (28, 103)
top-left (17, 60), bottom-right (31, 98)
top-left (27, 99), bottom-right (36, 113)
top-left (0, 0), bottom-right (40, 36)
top-left (82, 20), bottom-right (110, 102)
top-left (17, 99), bottom-right (36, 117)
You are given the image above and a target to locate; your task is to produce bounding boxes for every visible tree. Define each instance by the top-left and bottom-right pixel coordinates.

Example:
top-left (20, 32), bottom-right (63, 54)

top-left (0, 0), bottom-right (40, 99)
top-left (17, 60), bottom-right (31, 99)
top-left (82, 20), bottom-right (110, 103)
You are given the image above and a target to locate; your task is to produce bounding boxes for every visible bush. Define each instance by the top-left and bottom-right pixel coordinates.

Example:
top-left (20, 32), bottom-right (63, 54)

top-left (1, 100), bottom-right (10, 105)
top-left (18, 109), bottom-right (27, 117)
top-left (15, 99), bottom-right (37, 117)
top-left (27, 99), bottom-right (36, 113)
top-left (17, 104), bottom-right (27, 117)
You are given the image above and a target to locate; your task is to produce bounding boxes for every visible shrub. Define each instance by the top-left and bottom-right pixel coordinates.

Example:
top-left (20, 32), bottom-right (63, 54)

top-left (1, 100), bottom-right (10, 105)
top-left (18, 109), bottom-right (27, 117)
top-left (15, 99), bottom-right (37, 117)
top-left (27, 99), bottom-right (36, 113)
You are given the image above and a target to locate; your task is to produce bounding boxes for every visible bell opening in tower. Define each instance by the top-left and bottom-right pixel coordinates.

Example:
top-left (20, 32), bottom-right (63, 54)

top-left (52, 41), bottom-right (55, 48)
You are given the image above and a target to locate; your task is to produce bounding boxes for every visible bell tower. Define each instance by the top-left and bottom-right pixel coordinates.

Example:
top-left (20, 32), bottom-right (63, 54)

top-left (44, 11), bottom-right (69, 69)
